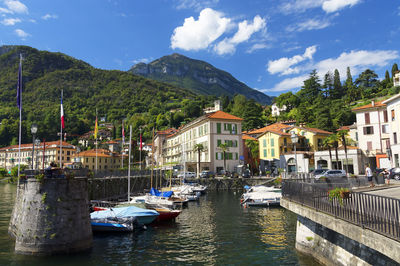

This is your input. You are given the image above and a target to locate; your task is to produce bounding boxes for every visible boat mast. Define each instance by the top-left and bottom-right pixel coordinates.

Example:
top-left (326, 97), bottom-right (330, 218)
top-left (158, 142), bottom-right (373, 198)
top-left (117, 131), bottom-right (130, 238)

top-left (150, 128), bottom-right (154, 189)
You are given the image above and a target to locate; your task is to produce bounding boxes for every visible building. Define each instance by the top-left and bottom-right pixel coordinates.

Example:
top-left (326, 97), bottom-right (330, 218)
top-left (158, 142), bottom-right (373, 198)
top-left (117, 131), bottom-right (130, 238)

top-left (382, 94), bottom-right (400, 168)
top-left (0, 141), bottom-right (77, 171)
top-left (271, 103), bottom-right (287, 117)
top-left (153, 128), bottom-right (178, 168)
top-left (73, 148), bottom-right (126, 170)
top-left (352, 100), bottom-right (390, 169)
top-left (163, 110), bottom-right (243, 174)
top-left (394, 71), bottom-right (400, 87)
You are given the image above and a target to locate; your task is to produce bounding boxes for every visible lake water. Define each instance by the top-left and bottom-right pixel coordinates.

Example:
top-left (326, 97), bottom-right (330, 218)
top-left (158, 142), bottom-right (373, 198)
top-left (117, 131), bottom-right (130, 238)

top-left (0, 183), bottom-right (319, 265)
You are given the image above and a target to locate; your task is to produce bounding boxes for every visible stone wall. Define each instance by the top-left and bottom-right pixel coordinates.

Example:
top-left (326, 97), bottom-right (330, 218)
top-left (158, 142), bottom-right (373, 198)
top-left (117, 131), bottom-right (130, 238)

top-left (9, 178), bottom-right (92, 255)
top-left (281, 198), bottom-right (400, 266)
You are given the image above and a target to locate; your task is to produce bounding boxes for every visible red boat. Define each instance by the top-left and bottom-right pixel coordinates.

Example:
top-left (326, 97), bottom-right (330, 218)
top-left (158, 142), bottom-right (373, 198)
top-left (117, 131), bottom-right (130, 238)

top-left (151, 206), bottom-right (181, 223)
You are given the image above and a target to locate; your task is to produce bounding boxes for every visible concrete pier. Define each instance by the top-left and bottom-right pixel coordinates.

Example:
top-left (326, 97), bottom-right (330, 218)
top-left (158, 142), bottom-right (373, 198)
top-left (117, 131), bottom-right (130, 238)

top-left (9, 178), bottom-right (92, 255)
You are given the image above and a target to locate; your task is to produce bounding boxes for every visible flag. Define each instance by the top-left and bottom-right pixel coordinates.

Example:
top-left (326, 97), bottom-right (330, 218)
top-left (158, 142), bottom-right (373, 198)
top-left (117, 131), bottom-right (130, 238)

top-left (60, 92), bottom-right (65, 129)
top-left (94, 116), bottom-right (98, 139)
top-left (122, 122), bottom-right (125, 144)
top-left (17, 55), bottom-right (22, 110)
top-left (140, 132), bottom-right (142, 151)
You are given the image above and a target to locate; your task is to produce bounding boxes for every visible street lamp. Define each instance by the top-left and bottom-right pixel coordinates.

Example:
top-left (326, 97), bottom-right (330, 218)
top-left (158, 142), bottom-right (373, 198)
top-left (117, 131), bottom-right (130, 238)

top-left (30, 123), bottom-right (38, 170)
top-left (35, 139), bottom-right (40, 170)
top-left (291, 131), bottom-right (298, 176)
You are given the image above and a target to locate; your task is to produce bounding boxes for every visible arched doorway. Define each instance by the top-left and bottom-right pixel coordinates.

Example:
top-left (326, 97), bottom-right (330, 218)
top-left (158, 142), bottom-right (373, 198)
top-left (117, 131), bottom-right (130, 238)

top-left (287, 158), bottom-right (296, 173)
top-left (317, 159), bottom-right (328, 169)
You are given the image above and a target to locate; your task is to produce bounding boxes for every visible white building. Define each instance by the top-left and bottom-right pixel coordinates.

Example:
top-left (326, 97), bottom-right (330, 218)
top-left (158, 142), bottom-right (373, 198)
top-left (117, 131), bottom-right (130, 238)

top-left (162, 110), bottom-right (243, 174)
top-left (382, 94), bottom-right (400, 167)
top-left (394, 71), bottom-right (400, 87)
top-left (351, 100), bottom-right (390, 168)
top-left (271, 103), bottom-right (287, 117)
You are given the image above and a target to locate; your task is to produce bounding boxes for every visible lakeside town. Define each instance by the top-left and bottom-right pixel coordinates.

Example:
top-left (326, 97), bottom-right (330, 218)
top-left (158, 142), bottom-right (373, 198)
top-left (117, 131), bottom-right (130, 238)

top-left (2, 69), bottom-right (400, 179)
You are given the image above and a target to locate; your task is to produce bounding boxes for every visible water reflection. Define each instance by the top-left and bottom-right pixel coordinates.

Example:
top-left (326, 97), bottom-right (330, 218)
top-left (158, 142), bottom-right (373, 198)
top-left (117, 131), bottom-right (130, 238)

top-left (0, 185), bottom-right (319, 265)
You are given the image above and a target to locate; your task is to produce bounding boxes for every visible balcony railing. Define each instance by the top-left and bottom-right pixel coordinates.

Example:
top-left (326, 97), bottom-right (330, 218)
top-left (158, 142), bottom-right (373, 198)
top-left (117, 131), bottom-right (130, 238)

top-left (282, 180), bottom-right (400, 241)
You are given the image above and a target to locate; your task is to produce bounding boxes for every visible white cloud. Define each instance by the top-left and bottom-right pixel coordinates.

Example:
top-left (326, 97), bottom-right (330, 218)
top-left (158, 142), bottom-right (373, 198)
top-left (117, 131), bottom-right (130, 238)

top-left (1, 17), bottom-right (20, 25)
top-left (267, 45), bottom-right (317, 75)
top-left (246, 43), bottom-right (268, 54)
top-left (322, 0), bottom-right (361, 13)
top-left (171, 8), bottom-right (231, 51)
top-left (214, 15), bottom-right (266, 55)
top-left (175, 0), bottom-right (219, 11)
top-left (15, 28), bottom-right (29, 39)
top-left (0, 7), bottom-right (12, 14)
top-left (280, 0), bottom-right (361, 14)
top-left (268, 49), bottom-right (399, 92)
top-left (41, 13), bottom-right (58, 20)
top-left (4, 0), bottom-right (28, 14)
top-left (132, 57), bottom-right (153, 65)
top-left (267, 75), bottom-right (309, 92)
top-left (286, 18), bottom-right (332, 32)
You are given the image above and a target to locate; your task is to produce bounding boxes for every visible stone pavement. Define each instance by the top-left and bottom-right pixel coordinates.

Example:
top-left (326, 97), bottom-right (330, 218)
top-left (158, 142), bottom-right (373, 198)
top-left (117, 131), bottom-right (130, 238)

top-left (357, 179), bottom-right (400, 199)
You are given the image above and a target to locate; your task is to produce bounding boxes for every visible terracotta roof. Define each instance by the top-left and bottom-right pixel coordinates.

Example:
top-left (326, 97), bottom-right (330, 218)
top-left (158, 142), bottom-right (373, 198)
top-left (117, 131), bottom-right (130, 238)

top-left (296, 126), bottom-right (332, 135)
top-left (205, 110), bottom-right (243, 121)
top-left (0, 141), bottom-right (75, 151)
top-left (351, 101), bottom-right (386, 111)
top-left (247, 123), bottom-right (291, 135)
top-left (337, 126), bottom-right (350, 131)
top-left (242, 135), bottom-right (257, 141)
top-left (157, 128), bottom-right (178, 135)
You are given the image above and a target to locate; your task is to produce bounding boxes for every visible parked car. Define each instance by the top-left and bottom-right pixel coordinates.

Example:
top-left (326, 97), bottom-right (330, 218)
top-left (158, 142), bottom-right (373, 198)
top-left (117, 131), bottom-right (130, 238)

top-left (241, 169), bottom-right (251, 178)
top-left (177, 172), bottom-right (196, 178)
top-left (310, 169), bottom-right (328, 177)
top-left (389, 168), bottom-right (400, 180)
top-left (200, 171), bottom-right (215, 178)
top-left (315, 169), bottom-right (346, 179)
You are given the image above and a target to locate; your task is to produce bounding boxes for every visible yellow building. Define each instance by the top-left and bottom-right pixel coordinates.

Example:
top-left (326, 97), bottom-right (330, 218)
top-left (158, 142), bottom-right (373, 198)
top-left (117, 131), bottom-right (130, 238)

top-left (74, 149), bottom-right (126, 170)
top-left (256, 123), bottom-right (331, 162)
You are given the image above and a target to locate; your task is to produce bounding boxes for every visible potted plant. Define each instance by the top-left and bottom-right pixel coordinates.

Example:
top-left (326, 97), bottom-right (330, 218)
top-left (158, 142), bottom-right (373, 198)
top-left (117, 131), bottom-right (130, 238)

top-left (328, 187), bottom-right (351, 205)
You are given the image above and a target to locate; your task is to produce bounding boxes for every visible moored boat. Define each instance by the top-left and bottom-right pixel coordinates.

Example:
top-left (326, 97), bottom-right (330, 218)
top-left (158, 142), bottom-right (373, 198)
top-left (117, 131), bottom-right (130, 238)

top-left (90, 206), bottom-right (159, 226)
top-left (241, 186), bottom-right (282, 207)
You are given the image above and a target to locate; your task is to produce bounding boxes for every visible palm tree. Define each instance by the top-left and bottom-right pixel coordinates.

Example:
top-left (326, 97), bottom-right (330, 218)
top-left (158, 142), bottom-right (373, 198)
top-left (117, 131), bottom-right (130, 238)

top-left (329, 134), bottom-right (340, 169)
top-left (245, 139), bottom-right (259, 175)
top-left (193, 143), bottom-right (205, 178)
top-left (322, 137), bottom-right (333, 169)
top-left (218, 143), bottom-right (229, 175)
top-left (337, 129), bottom-right (349, 174)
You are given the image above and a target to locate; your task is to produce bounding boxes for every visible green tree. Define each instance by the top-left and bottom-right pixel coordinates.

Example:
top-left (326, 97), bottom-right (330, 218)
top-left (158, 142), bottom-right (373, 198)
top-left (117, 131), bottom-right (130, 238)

top-left (322, 71), bottom-right (333, 98)
top-left (355, 69), bottom-right (379, 98)
top-left (193, 143), bottom-right (205, 178)
top-left (297, 70), bottom-right (322, 103)
top-left (337, 129), bottom-right (349, 173)
top-left (245, 139), bottom-right (259, 174)
top-left (392, 63), bottom-right (398, 78)
top-left (331, 69), bottom-right (343, 99)
top-left (274, 91), bottom-right (299, 111)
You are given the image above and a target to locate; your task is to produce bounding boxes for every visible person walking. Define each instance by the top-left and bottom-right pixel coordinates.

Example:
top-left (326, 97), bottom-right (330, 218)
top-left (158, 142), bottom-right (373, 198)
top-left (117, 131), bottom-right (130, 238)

top-left (365, 163), bottom-right (374, 187)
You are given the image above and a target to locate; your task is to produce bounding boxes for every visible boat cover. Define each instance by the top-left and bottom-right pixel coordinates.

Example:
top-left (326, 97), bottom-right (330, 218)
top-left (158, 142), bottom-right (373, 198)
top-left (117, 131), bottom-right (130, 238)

top-left (91, 206), bottom-right (159, 219)
top-left (150, 187), bottom-right (173, 197)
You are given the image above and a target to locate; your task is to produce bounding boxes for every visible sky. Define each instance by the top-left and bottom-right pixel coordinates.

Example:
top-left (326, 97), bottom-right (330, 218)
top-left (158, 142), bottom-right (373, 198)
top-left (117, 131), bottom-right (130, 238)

top-left (0, 0), bottom-right (399, 97)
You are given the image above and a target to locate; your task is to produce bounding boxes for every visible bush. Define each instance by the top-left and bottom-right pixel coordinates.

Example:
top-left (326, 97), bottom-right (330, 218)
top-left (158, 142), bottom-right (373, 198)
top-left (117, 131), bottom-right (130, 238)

top-left (0, 168), bottom-right (7, 177)
top-left (328, 187), bottom-right (350, 205)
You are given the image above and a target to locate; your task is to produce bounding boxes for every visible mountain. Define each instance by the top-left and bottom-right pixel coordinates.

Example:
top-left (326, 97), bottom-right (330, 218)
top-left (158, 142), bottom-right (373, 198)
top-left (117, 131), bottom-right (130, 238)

top-left (0, 45), bottom-right (197, 146)
top-left (129, 53), bottom-right (272, 105)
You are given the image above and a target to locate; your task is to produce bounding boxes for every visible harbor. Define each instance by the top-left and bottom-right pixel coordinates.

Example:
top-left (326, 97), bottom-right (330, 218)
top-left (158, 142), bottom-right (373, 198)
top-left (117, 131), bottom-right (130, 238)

top-left (0, 182), bottom-right (319, 265)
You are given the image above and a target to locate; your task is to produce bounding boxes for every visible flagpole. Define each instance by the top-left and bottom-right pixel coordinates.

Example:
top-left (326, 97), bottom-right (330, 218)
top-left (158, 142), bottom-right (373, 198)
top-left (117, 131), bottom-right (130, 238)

top-left (17, 54), bottom-right (22, 183)
top-left (59, 90), bottom-right (63, 168)
top-left (128, 125), bottom-right (132, 202)
top-left (95, 109), bottom-right (98, 173)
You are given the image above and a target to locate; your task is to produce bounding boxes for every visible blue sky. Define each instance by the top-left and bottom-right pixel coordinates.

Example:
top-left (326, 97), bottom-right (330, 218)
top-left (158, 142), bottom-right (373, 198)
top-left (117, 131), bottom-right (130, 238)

top-left (0, 0), bottom-right (399, 97)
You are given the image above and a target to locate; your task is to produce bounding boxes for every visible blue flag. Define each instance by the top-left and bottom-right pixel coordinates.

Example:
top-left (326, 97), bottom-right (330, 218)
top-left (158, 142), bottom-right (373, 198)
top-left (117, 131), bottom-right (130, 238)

top-left (17, 55), bottom-right (22, 110)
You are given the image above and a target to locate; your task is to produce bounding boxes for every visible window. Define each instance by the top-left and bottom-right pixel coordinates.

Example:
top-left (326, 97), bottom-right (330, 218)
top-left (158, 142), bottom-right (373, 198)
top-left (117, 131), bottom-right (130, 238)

top-left (363, 126), bottom-right (374, 135)
top-left (367, 141), bottom-right (372, 151)
top-left (263, 149), bottom-right (267, 157)
top-left (383, 110), bottom-right (388, 123)
top-left (271, 148), bottom-right (275, 157)
top-left (382, 124), bottom-right (389, 134)
top-left (392, 109), bottom-right (395, 121)
top-left (86, 158), bottom-right (88, 163)
top-left (364, 113), bottom-right (370, 124)
top-left (263, 139), bottom-right (266, 147)
top-left (271, 138), bottom-right (274, 147)
top-left (235, 153), bottom-right (238, 160)
top-left (217, 123), bottom-right (221, 134)
top-left (395, 154), bottom-right (399, 167)
top-left (67, 157), bottom-right (70, 161)
top-left (394, 132), bottom-right (398, 145)
top-left (217, 139), bottom-right (222, 146)
top-left (284, 138), bottom-right (287, 146)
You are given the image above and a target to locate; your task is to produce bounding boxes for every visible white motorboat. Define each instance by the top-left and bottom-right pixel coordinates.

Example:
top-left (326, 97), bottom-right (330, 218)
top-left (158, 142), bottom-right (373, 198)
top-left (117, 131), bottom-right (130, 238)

top-left (241, 186), bottom-right (282, 207)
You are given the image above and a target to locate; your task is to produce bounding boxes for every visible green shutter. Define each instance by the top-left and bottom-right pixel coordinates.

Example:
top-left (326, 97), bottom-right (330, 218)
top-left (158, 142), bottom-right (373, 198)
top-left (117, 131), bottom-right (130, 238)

top-left (217, 123), bottom-right (221, 134)
top-left (216, 152), bottom-right (218, 160)
top-left (271, 148), bottom-right (275, 157)
top-left (271, 138), bottom-right (274, 147)
top-left (263, 149), bottom-right (267, 157)
top-left (263, 139), bottom-right (266, 147)
top-left (235, 153), bottom-right (238, 160)
top-left (217, 139), bottom-right (221, 146)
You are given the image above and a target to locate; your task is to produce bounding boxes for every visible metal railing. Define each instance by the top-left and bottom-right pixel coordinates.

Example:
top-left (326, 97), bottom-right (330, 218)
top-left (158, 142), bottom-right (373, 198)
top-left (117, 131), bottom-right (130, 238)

top-left (282, 180), bottom-right (400, 241)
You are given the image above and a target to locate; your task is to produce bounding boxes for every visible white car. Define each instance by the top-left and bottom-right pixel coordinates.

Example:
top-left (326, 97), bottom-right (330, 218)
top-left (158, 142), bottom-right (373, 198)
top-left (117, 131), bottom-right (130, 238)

top-left (177, 172), bottom-right (196, 178)
top-left (315, 169), bottom-right (346, 179)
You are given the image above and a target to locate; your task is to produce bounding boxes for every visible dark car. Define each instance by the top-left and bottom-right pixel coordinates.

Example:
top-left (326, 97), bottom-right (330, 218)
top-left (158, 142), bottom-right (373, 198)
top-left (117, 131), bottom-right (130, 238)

top-left (200, 170), bottom-right (215, 178)
top-left (389, 168), bottom-right (400, 180)
top-left (310, 169), bottom-right (328, 177)
top-left (241, 169), bottom-right (251, 178)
